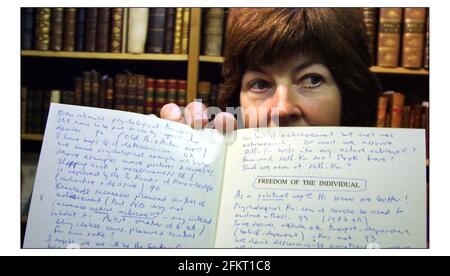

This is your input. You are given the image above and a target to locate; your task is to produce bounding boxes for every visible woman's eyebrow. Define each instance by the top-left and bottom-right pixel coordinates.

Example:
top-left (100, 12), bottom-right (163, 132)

top-left (293, 60), bottom-right (320, 73)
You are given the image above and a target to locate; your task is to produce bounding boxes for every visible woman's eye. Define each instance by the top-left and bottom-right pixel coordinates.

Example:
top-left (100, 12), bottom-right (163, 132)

top-left (299, 74), bottom-right (323, 88)
top-left (248, 79), bottom-right (272, 92)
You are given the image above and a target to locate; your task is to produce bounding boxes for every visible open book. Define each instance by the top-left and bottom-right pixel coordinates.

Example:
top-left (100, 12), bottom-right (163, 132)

top-left (24, 103), bottom-right (427, 249)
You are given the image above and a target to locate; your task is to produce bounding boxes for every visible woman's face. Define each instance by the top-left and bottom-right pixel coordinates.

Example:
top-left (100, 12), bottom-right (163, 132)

top-left (239, 52), bottom-right (342, 128)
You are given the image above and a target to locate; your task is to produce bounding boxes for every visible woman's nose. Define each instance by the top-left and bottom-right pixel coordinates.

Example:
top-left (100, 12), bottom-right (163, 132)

top-left (269, 85), bottom-right (302, 125)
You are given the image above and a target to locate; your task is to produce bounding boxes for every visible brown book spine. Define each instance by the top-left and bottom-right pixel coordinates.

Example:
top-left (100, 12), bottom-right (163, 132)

top-left (105, 77), bottom-right (114, 109)
top-left (34, 90), bottom-right (43, 134)
top-left (21, 86), bottom-right (27, 133)
top-left (402, 8), bottom-right (427, 68)
top-left (181, 8), bottom-right (190, 54)
top-left (203, 8), bottom-right (225, 56)
top-left (82, 71), bottom-right (91, 106)
top-left (50, 8), bottom-right (64, 51)
top-left (110, 8), bottom-right (124, 53)
top-left (362, 8), bottom-right (378, 65)
top-left (401, 106), bottom-right (411, 128)
top-left (35, 8), bottom-right (51, 51)
top-left (85, 8), bottom-right (98, 52)
top-left (173, 8), bottom-right (183, 54)
top-left (176, 80), bottom-right (187, 106)
top-left (96, 8), bottom-right (111, 52)
top-left (198, 81), bottom-right (211, 107)
top-left (411, 105), bottom-right (424, 128)
top-left (163, 8), bottom-right (175, 54)
top-left (74, 77), bottom-right (83, 105)
top-left (145, 78), bottom-right (155, 114)
top-left (26, 89), bottom-right (35, 133)
top-left (377, 8), bottom-right (403, 67)
top-left (42, 90), bottom-right (51, 131)
top-left (63, 8), bottom-right (77, 51)
top-left (135, 75), bottom-right (146, 114)
top-left (155, 79), bottom-right (167, 116)
top-left (166, 79), bottom-right (177, 104)
top-left (126, 75), bottom-right (137, 112)
top-left (114, 74), bottom-right (127, 111)
top-left (99, 76), bottom-right (106, 108)
top-left (390, 93), bottom-right (405, 128)
top-left (91, 71), bottom-right (100, 107)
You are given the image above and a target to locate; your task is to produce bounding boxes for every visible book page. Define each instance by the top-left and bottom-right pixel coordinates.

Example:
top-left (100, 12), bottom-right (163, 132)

top-left (24, 104), bottom-right (226, 248)
top-left (215, 127), bottom-right (427, 248)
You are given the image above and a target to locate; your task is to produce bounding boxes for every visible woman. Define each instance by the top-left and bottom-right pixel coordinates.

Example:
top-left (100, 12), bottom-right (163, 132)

top-left (161, 8), bottom-right (381, 132)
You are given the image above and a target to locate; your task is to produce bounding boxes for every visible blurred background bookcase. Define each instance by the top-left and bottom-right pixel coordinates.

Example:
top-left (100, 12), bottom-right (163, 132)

top-left (20, 8), bottom-right (429, 234)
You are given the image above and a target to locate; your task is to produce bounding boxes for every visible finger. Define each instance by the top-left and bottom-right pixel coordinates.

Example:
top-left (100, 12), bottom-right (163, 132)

top-left (184, 102), bottom-right (209, 129)
top-left (213, 112), bottom-right (237, 134)
top-left (160, 103), bottom-right (184, 123)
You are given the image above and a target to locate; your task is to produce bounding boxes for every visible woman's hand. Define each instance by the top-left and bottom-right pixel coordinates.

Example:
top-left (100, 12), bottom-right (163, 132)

top-left (160, 102), bottom-right (237, 134)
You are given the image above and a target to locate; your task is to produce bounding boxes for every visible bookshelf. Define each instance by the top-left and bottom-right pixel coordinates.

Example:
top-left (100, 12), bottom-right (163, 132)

top-left (22, 50), bottom-right (189, 61)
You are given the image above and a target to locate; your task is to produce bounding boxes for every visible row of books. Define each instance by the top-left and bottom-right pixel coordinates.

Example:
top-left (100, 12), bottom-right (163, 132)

top-left (21, 8), bottom-right (191, 54)
top-left (363, 7), bottom-right (429, 69)
top-left (376, 91), bottom-right (429, 129)
top-left (21, 77), bottom-right (223, 134)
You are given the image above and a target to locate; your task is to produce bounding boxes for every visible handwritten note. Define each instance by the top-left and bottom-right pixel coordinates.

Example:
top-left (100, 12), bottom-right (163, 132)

top-left (215, 127), bottom-right (427, 248)
top-left (24, 104), bottom-right (225, 248)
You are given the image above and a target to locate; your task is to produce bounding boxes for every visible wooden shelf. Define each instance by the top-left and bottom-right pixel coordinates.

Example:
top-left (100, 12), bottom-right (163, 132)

top-left (198, 56), bottom-right (428, 75)
top-left (199, 55), bottom-right (224, 63)
top-left (21, 50), bottom-right (189, 61)
top-left (21, 133), bottom-right (43, 141)
top-left (370, 66), bottom-right (429, 75)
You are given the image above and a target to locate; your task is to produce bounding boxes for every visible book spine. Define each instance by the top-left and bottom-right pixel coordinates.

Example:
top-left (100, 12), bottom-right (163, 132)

top-left (91, 71), bottom-right (100, 107)
top-left (181, 8), bottom-right (190, 54)
top-left (35, 8), bottom-right (51, 51)
top-left (203, 8), bottom-right (225, 56)
top-left (105, 77), bottom-right (114, 109)
top-left (146, 8), bottom-right (166, 53)
top-left (50, 89), bottom-right (61, 104)
top-left (85, 8), bottom-right (98, 52)
top-left (126, 75), bottom-right (137, 112)
top-left (176, 80), bottom-right (187, 107)
top-left (96, 8), bottom-right (111, 52)
top-left (42, 90), bottom-right (51, 132)
top-left (26, 89), bottom-right (35, 133)
top-left (110, 8), bottom-right (124, 53)
top-left (21, 86), bottom-right (27, 133)
top-left (163, 8), bottom-right (175, 54)
top-left (376, 96), bottom-right (388, 127)
top-left (154, 79), bottom-right (167, 116)
top-left (114, 74), bottom-right (127, 111)
top-left (99, 76), bottom-right (106, 108)
top-left (127, 8), bottom-right (149, 54)
top-left (63, 8), bottom-right (77, 52)
top-left (424, 10), bottom-right (429, 69)
top-left (135, 75), bottom-right (146, 114)
top-left (198, 81), bottom-right (211, 107)
top-left (362, 8), bottom-right (378, 65)
top-left (75, 8), bottom-right (86, 51)
top-left (74, 77), bottom-right (83, 105)
top-left (401, 106), bottom-right (411, 128)
top-left (166, 79), bottom-right (177, 104)
top-left (411, 105), bottom-right (424, 128)
top-left (21, 8), bottom-right (34, 50)
top-left (33, 90), bottom-right (43, 133)
top-left (390, 93), bottom-right (405, 128)
top-left (173, 8), bottom-right (183, 54)
top-left (82, 71), bottom-right (92, 106)
top-left (50, 8), bottom-right (64, 51)
top-left (377, 8), bottom-right (403, 67)
top-left (145, 78), bottom-right (155, 114)
top-left (402, 8), bottom-right (427, 69)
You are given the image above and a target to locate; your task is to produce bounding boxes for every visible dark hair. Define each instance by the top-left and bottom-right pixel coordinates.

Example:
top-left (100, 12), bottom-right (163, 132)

top-left (220, 8), bottom-right (381, 126)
